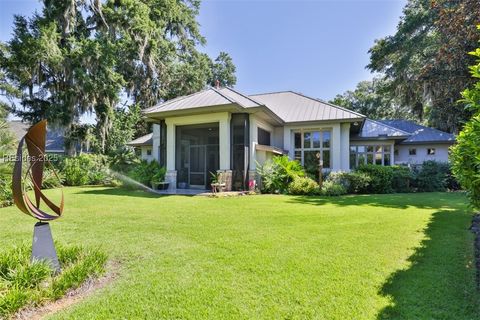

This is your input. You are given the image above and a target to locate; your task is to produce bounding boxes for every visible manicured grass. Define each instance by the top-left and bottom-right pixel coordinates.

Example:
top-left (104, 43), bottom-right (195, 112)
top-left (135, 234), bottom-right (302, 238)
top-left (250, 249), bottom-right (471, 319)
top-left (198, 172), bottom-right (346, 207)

top-left (0, 243), bottom-right (107, 318)
top-left (0, 187), bottom-right (478, 319)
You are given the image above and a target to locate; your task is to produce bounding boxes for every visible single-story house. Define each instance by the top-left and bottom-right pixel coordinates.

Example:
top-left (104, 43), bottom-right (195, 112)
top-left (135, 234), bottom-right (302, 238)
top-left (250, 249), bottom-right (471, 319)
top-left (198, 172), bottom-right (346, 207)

top-left (130, 87), bottom-right (455, 191)
top-left (8, 121), bottom-right (66, 154)
top-left (7, 121), bottom-right (92, 155)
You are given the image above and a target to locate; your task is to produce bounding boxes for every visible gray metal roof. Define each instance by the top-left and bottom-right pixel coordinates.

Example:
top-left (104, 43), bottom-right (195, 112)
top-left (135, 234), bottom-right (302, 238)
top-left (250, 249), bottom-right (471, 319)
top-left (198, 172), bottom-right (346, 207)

top-left (127, 133), bottom-right (153, 147)
top-left (144, 87), bottom-right (262, 115)
top-left (352, 119), bottom-right (410, 140)
top-left (379, 120), bottom-right (455, 144)
top-left (8, 121), bottom-right (65, 152)
top-left (144, 87), bottom-right (364, 123)
top-left (249, 91), bottom-right (365, 123)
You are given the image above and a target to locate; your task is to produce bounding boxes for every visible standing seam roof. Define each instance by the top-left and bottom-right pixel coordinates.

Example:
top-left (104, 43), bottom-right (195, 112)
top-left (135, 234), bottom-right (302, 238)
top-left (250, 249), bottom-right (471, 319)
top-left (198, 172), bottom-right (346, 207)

top-left (249, 91), bottom-right (365, 123)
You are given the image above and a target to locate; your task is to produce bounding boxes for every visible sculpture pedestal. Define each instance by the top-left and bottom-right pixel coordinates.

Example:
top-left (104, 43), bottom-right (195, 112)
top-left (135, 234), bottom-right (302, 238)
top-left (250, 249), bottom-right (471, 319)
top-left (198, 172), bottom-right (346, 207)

top-left (32, 222), bottom-right (61, 273)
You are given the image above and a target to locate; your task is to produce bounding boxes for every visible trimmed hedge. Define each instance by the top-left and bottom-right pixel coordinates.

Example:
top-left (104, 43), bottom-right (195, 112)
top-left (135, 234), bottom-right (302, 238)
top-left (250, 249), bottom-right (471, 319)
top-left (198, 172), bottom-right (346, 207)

top-left (357, 164), bottom-right (394, 194)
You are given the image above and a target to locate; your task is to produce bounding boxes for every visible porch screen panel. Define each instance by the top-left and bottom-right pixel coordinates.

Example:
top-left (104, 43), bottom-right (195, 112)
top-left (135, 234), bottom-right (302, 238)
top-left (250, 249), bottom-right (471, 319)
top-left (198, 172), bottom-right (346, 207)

top-left (175, 123), bottom-right (219, 189)
top-left (230, 114), bottom-right (249, 191)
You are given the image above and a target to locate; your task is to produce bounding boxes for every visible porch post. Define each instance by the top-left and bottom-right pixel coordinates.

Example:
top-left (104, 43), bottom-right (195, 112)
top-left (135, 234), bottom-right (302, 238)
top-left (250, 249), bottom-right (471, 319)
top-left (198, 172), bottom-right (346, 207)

top-left (331, 124), bottom-right (342, 171)
top-left (219, 114), bottom-right (232, 191)
top-left (219, 114), bottom-right (231, 170)
top-left (165, 120), bottom-right (177, 190)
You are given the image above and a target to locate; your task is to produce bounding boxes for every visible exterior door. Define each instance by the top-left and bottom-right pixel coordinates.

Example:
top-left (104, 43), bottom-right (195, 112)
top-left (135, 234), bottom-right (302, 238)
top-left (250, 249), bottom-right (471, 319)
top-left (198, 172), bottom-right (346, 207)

top-left (189, 145), bottom-right (206, 189)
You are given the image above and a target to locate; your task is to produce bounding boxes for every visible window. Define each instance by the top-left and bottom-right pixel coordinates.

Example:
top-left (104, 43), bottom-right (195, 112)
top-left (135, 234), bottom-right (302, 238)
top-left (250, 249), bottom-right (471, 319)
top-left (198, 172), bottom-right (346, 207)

top-left (350, 144), bottom-right (392, 169)
top-left (146, 148), bottom-right (152, 156)
top-left (394, 148), bottom-right (399, 156)
top-left (427, 148), bottom-right (436, 155)
top-left (409, 148), bottom-right (416, 156)
top-left (293, 130), bottom-right (331, 180)
top-left (258, 128), bottom-right (271, 146)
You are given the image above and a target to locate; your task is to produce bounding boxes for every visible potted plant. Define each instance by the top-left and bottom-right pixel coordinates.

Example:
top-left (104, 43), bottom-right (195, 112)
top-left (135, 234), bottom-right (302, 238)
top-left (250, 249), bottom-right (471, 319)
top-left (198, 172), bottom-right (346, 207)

top-left (151, 167), bottom-right (168, 190)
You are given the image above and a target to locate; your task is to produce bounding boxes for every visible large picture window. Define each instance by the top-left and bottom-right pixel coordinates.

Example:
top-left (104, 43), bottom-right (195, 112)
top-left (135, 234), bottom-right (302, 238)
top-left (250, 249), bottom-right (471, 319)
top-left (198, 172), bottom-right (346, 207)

top-left (293, 130), bottom-right (331, 179)
top-left (350, 144), bottom-right (391, 169)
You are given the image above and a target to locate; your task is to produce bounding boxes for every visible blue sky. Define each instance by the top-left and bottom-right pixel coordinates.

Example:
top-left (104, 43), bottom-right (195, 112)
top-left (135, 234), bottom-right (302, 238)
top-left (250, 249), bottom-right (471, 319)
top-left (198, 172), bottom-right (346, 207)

top-left (0, 0), bottom-right (406, 121)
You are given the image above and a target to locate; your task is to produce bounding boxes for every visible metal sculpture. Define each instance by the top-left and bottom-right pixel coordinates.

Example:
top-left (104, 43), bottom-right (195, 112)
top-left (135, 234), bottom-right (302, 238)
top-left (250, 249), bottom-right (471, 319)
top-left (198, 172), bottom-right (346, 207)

top-left (12, 120), bottom-right (64, 272)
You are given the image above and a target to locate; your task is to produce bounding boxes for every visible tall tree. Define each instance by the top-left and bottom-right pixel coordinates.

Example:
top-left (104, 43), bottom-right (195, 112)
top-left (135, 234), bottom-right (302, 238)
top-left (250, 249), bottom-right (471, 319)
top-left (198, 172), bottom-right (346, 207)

top-left (0, 0), bottom-right (236, 154)
top-left (451, 27), bottom-right (480, 209)
top-left (208, 51), bottom-right (237, 87)
top-left (368, 0), bottom-right (480, 133)
top-left (330, 78), bottom-right (413, 120)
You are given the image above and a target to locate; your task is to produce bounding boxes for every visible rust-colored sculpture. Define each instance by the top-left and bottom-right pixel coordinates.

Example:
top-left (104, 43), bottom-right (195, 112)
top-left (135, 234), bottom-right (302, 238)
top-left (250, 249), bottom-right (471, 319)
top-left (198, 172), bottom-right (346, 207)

top-left (12, 120), bottom-right (64, 220)
top-left (12, 120), bottom-right (63, 272)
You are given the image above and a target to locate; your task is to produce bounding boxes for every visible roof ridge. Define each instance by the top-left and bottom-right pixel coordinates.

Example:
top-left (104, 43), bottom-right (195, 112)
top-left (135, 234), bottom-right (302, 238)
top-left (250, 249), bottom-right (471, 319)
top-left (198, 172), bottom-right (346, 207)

top-left (222, 87), bottom-right (264, 107)
top-left (249, 90), bottom-right (294, 96)
top-left (210, 86), bottom-right (240, 106)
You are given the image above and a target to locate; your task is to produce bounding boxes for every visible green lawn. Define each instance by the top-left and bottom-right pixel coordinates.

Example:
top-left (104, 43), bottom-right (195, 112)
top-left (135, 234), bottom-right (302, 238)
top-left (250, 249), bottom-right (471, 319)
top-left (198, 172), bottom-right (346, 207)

top-left (0, 187), bottom-right (478, 319)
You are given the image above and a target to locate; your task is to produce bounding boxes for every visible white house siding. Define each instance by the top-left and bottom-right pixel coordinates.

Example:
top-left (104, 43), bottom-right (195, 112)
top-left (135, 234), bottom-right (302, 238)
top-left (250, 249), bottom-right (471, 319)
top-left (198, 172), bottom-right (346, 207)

top-left (394, 144), bottom-right (451, 165)
top-left (340, 123), bottom-right (351, 171)
top-left (140, 146), bottom-right (154, 162)
top-left (249, 115), bottom-right (277, 171)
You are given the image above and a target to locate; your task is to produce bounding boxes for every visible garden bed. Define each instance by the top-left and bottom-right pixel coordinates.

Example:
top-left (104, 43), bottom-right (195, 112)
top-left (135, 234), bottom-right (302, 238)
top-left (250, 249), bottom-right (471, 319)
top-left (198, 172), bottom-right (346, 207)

top-left (0, 243), bottom-right (107, 319)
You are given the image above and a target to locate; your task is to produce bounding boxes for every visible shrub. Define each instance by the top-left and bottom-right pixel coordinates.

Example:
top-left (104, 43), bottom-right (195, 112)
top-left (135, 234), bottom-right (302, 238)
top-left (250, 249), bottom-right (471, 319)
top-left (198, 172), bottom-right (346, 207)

top-left (61, 154), bottom-right (110, 186)
top-left (0, 175), bottom-right (13, 208)
top-left (287, 176), bottom-right (319, 195)
top-left (128, 160), bottom-right (166, 187)
top-left (391, 166), bottom-right (413, 193)
top-left (356, 164), bottom-right (394, 194)
top-left (256, 155), bottom-right (305, 194)
top-left (326, 171), bottom-right (371, 194)
top-left (413, 161), bottom-right (449, 192)
top-left (451, 41), bottom-right (480, 208)
top-left (41, 167), bottom-right (65, 189)
top-left (321, 180), bottom-right (347, 196)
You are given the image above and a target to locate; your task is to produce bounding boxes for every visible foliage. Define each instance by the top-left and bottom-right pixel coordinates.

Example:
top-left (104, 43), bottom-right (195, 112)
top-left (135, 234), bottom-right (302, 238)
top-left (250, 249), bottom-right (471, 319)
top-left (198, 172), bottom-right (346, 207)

top-left (256, 155), bottom-right (305, 194)
top-left (0, 120), bottom-right (15, 207)
top-left (326, 171), bottom-right (371, 194)
top-left (0, 0), bottom-right (237, 154)
top-left (127, 160), bottom-right (165, 187)
top-left (368, 0), bottom-right (480, 133)
top-left (41, 167), bottom-right (65, 189)
top-left (320, 180), bottom-right (347, 196)
top-left (64, 123), bottom-right (96, 155)
top-left (357, 164), bottom-right (394, 194)
top-left (109, 147), bottom-right (140, 173)
top-left (451, 35), bottom-right (480, 208)
top-left (151, 167), bottom-right (167, 184)
top-left (412, 161), bottom-right (449, 192)
top-left (391, 166), bottom-right (414, 193)
top-left (0, 243), bottom-right (106, 318)
top-left (61, 154), bottom-right (110, 186)
top-left (208, 52), bottom-right (237, 87)
top-left (287, 176), bottom-right (319, 195)
top-left (100, 104), bottom-right (143, 155)
top-left (330, 78), bottom-right (413, 120)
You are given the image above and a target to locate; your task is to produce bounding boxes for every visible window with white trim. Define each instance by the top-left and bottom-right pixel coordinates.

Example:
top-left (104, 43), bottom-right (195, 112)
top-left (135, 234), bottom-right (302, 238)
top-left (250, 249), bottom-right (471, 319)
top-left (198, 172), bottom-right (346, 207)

top-left (349, 144), bottom-right (391, 169)
top-left (293, 130), bottom-right (331, 179)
